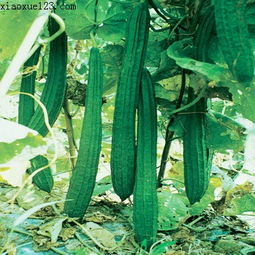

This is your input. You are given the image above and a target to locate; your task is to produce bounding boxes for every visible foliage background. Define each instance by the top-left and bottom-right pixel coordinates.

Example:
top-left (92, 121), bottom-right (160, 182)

top-left (0, 0), bottom-right (255, 254)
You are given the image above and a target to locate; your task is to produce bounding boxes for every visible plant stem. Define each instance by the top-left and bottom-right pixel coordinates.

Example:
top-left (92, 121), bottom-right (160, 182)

top-left (63, 98), bottom-right (77, 169)
top-left (168, 84), bottom-right (206, 116)
top-left (75, 232), bottom-right (102, 255)
top-left (157, 69), bottom-right (186, 187)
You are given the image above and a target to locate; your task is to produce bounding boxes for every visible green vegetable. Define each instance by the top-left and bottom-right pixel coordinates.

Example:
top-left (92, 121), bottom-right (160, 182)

top-left (181, 3), bottom-right (215, 204)
top-left (18, 46), bottom-right (41, 125)
top-left (183, 88), bottom-right (212, 204)
top-left (110, 2), bottom-right (150, 201)
top-left (194, 5), bottom-right (215, 63)
top-left (26, 17), bottom-right (67, 192)
top-left (27, 155), bottom-right (53, 193)
top-left (28, 17), bottom-right (68, 136)
top-left (64, 47), bottom-right (103, 218)
top-left (214, 0), bottom-right (254, 84)
top-left (133, 69), bottom-right (158, 248)
top-left (206, 110), bottom-right (246, 152)
top-left (208, 110), bottom-right (245, 132)
top-left (18, 45), bottom-right (54, 193)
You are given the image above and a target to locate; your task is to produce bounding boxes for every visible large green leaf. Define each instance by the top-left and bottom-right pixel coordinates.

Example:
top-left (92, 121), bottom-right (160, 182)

top-left (224, 194), bottom-right (255, 216)
top-left (0, 0), bottom-right (39, 78)
top-left (146, 31), bottom-right (170, 68)
top-left (206, 111), bottom-right (246, 153)
top-left (167, 39), bottom-right (228, 81)
top-left (151, 50), bottom-right (178, 82)
top-left (96, 1), bottom-right (133, 42)
top-left (158, 191), bottom-right (189, 231)
top-left (0, 118), bottom-right (46, 165)
top-left (56, 0), bottom-right (94, 39)
top-left (228, 83), bottom-right (255, 122)
top-left (56, 0), bottom-right (134, 41)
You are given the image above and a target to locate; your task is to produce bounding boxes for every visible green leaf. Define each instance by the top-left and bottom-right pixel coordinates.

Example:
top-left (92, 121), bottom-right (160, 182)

top-left (96, 1), bottom-right (133, 42)
top-left (0, 119), bottom-right (46, 164)
top-left (228, 84), bottom-right (255, 122)
top-left (0, 134), bottom-right (45, 164)
top-left (158, 191), bottom-right (189, 231)
top-left (146, 31), bottom-right (170, 68)
top-left (155, 83), bottom-right (178, 102)
top-left (93, 176), bottom-right (112, 196)
top-left (75, 248), bottom-right (90, 255)
top-left (83, 0), bottom-right (109, 24)
top-left (56, 1), bottom-right (94, 39)
top-left (151, 240), bottom-right (176, 255)
top-left (97, 22), bottom-right (126, 43)
top-left (206, 111), bottom-right (246, 153)
top-left (57, 0), bottom-right (133, 41)
top-left (0, 0), bottom-right (39, 78)
top-left (151, 50), bottom-right (178, 82)
top-left (189, 177), bottom-right (221, 216)
top-left (93, 183), bottom-right (112, 196)
top-left (224, 194), bottom-right (255, 216)
top-left (13, 200), bottom-right (64, 226)
top-left (167, 39), bottom-right (228, 81)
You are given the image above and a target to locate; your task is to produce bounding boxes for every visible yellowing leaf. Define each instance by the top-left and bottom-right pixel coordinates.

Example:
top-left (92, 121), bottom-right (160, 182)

top-left (84, 222), bottom-right (117, 248)
top-left (225, 182), bottom-right (253, 203)
top-left (224, 194), bottom-right (255, 216)
top-left (37, 217), bottom-right (66, 243)
top-left (210, 177), bottom-right (222, 188)
top-left (0, 167), bottom-right (10, 172)
top-left (167, 161), bottom-right (184, 183)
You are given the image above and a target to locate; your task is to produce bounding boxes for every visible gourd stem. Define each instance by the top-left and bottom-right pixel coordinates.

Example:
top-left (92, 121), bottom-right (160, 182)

top-left (169, 84), bottom-right (207, 116)
top-left (63, 98), bottom-right (77, 170)
top-left (157, 69), bottom-right (186, 187)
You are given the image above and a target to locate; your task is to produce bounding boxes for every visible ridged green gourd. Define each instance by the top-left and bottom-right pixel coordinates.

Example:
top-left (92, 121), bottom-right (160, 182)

top-left (18, 46), bottom-right (53, 193)
top-left (28, 17), bottom-right (67, 136)
top-left (183, 88), bottom-right (212, 204)
top-left (18, 46), bottom-right (41, 125)
top-left (133, 69), bottom-right (158, 248)
top-left (194, 5), bottom-right (215, 63)
top-left (214, 0), bottom-right (254, 84)
top-left (26, 17), bottom-right (67, 192)
top-left (110, 2), bottom-right (150, 201)
top-left (64, 47), bottom-right (103, 218)
top-left (27, 155), bottom-right (53, 192)
top-left (182, 6), bottom-right (214, 204)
